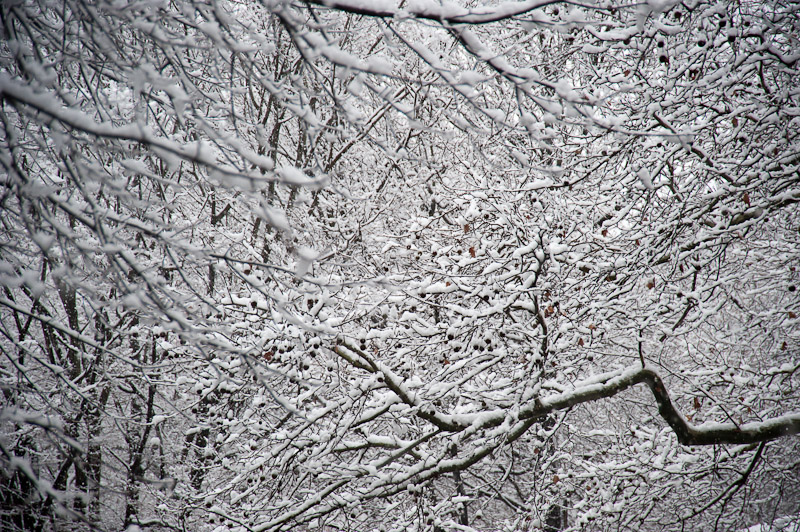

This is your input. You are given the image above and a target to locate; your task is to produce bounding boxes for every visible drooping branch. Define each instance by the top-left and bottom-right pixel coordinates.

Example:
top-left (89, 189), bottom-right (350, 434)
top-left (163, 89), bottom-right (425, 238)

top-left (0, 74), bottom-right (276, 181)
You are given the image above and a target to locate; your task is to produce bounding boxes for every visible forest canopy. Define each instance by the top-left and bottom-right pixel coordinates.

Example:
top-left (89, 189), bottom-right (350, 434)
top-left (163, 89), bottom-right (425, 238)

top-left (1, 0), bottom-right (799, 531)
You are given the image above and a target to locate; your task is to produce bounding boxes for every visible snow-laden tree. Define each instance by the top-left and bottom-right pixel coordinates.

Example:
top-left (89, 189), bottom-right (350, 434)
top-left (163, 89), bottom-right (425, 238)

top-left (1, 0), bottom-right (798, 531)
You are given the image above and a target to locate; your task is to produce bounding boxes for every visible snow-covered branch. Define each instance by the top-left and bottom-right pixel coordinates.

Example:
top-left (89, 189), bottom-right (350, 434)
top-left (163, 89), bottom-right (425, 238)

top-left (307, 0), bottom-right (561, 25)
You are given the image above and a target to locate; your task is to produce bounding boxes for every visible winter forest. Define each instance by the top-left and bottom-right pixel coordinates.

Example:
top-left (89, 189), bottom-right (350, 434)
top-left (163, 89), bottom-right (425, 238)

top-left (1, 0), bottom-right (799, 531)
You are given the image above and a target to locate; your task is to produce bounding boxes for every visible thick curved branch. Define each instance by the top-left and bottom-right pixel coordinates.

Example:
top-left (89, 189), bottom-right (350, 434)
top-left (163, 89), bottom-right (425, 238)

top-left (524, 366), bottom-right (800, 445)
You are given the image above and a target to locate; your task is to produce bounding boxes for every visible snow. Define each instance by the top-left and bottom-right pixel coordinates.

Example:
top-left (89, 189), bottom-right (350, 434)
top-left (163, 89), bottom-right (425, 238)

top-left (743, 517), bottom-right (800, 532)
top-left (5, 2), bottom-right (800, 531)
top-left (637, 167), bottom-right (655, 190)
top-left (548, 239), bottom-right (569, 256)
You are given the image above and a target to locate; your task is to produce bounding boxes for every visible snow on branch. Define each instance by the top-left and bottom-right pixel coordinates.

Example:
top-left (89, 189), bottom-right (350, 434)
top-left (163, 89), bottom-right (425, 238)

top-left (338, 341), bottom-right (800, 446)
top-left (0, 74), bottom-right (278, 184)
top-left (306, 0), bottom-right (561, 25)
top-left (530, 367), bottom-right (800, 446)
